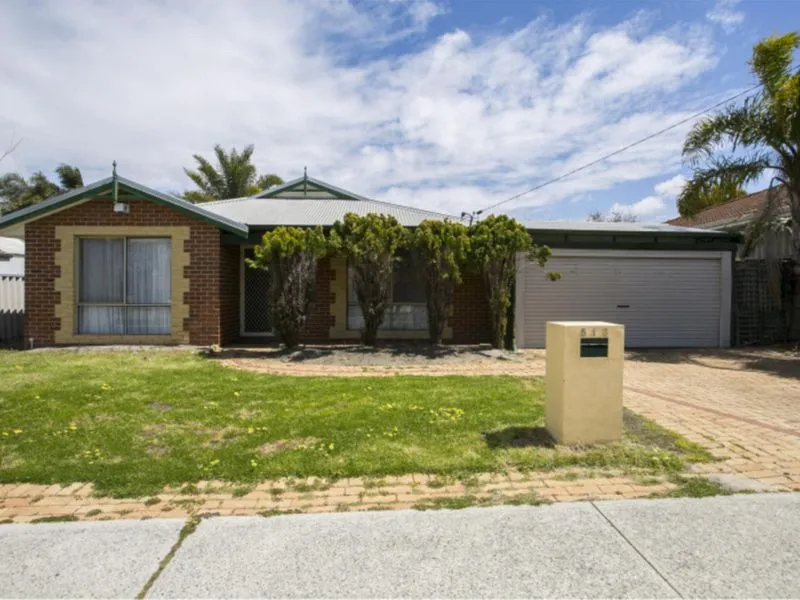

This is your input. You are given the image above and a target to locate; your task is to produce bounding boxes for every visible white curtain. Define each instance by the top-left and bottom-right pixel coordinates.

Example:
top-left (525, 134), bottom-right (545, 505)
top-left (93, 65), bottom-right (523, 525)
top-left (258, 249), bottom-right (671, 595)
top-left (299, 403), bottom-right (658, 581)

top-left (78, 238), bottom-right (171, 335)
top-left (79, 238), bottom-right (124, 303)
top-left (126, 239), bottom-right (171, 334)
top-left (79, 239), bottom-right (124, 333)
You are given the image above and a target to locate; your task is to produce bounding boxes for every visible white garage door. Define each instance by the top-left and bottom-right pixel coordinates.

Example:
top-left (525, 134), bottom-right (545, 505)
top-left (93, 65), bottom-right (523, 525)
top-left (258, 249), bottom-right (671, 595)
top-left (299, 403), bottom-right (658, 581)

top-left (516, 250), bottom-right (731, 348)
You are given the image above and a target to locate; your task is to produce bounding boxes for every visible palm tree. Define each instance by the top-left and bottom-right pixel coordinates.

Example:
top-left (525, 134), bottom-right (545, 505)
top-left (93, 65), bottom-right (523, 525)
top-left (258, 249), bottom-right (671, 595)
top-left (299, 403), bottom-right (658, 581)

top-left (183, 144), bottom-right (283, 202)
top-left (0, 163), bottom-right (83, 215)
top-left (679, 32), bottom-right (800, 260)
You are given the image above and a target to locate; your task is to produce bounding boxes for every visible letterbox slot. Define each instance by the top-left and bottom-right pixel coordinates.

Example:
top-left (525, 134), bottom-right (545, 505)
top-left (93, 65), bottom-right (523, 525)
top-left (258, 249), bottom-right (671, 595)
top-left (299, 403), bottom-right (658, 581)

top-left (580, 337), bottom-right (608, 358)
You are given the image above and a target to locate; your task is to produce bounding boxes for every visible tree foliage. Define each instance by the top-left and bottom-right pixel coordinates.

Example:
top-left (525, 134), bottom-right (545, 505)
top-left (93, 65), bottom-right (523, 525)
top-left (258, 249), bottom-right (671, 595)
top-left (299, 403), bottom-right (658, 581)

top-left (411, 220), bottom-right (471, 344)
top-left (248, 226), bottom-right (327, 349)
top-left (469, 215), bottom-right (554, 349)
top-left (676, 179), bottom-right (747, 218)
top-left (329, 213), bottom-right (409, 346)
top-left (0, 164), bottom-right (84, 215)
top-left (679, 31), bottom-right (800, 258)
top-left (183, 144), bottom-right (283, 202)
top-left (587, 210), bottom-right (639, 222)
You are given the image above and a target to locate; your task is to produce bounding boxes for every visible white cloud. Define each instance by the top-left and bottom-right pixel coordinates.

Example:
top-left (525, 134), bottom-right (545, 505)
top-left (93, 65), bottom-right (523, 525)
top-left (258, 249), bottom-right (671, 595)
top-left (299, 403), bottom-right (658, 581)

top-left (706, 0), bottom-right (745, 33)
top-left (654, 174), bottom-right (687, 198)
top-left (611, 196), bottom-right (666, 218)
top-left (0, 1), bottom-right (719, 217)
top-left (610, 174), bottom-right (687, 221)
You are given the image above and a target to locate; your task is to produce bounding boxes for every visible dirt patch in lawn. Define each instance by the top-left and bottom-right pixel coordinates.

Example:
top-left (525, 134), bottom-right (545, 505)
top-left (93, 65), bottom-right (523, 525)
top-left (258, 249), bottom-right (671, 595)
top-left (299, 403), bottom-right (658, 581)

top-left (215, 344), bottom-right (546, 377)
top-left (257, 437), bottom-right (321, 455)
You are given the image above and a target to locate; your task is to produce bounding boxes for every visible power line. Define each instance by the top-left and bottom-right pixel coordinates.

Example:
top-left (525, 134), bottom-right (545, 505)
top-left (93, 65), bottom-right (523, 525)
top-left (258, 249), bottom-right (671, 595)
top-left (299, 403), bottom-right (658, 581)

top-left (471, 66), bottom-right (799, 218)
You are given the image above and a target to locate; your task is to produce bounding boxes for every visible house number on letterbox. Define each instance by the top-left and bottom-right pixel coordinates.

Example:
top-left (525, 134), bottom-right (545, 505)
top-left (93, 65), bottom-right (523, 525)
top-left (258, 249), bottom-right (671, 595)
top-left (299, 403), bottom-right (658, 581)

top-left (580, 327), bottom-right (608, 338)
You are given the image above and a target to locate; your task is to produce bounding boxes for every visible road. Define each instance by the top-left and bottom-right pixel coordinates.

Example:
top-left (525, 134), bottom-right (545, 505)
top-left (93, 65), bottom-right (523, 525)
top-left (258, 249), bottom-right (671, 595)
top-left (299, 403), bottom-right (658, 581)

top-left (2, 493), bottom-right (799, 598)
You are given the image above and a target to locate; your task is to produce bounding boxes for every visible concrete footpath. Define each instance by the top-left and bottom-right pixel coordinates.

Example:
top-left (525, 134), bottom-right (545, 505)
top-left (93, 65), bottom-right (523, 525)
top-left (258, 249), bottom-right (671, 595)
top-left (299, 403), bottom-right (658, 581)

top-left (1, 494), bottom-right (799, 599)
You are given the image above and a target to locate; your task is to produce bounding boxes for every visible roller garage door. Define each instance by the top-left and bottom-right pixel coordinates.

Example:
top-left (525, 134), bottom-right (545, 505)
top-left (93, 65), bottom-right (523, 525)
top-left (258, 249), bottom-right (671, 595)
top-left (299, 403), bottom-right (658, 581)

top-left (516, 250), bottom-right (732, 348)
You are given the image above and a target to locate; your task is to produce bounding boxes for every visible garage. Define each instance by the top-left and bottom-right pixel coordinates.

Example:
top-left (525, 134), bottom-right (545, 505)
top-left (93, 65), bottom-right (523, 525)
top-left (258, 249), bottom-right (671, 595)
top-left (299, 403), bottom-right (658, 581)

top-left (514, 224), bottom-right (737, 348)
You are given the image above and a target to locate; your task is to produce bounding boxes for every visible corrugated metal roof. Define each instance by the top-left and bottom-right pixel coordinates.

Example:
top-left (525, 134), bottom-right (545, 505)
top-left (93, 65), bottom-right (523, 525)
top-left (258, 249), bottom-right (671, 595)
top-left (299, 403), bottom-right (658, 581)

top-left (203, 197), bottom-right (454, 227)
top-left (520, 220), bottom-right (735, 236)
top-left (0, 236), bottom-right (24, 256)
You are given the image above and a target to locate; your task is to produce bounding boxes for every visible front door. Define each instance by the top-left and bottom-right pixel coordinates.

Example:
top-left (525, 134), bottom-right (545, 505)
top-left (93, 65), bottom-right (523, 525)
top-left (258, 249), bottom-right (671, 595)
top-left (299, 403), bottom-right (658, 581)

top-left (241, 248), bottom-right (272, 336)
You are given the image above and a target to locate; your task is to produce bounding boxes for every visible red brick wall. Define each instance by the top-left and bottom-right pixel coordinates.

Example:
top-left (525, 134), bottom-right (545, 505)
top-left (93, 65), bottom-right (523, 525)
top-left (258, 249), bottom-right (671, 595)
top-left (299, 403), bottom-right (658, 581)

top-left (450, 272), bottom-right (492, 344)
top-left (300, 257), bottom-right (336, 343)
top-left (24, 220), bottom-right (60, 346)
top-left (25, 198), bottom-right (225, 346)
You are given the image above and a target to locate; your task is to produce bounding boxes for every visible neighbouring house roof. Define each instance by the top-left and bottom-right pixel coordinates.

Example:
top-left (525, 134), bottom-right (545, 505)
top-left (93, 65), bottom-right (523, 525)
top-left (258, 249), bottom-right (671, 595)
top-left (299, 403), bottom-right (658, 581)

top-left (203, 175), bottom-right (452, 227)
top-left (0, 236), bottom-right (24, 257)
top-left (0, 176), bottom-right (249, 237)
top-left (520, 220), bottom-right (736, 237)
top-left (666, 186), bottom-right (791, 229)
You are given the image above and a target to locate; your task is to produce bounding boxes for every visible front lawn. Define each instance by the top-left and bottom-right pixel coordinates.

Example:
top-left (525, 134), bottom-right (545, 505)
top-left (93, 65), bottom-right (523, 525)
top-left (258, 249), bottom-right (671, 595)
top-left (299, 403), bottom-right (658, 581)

top-left (0, 350), bottom-right (711, 497)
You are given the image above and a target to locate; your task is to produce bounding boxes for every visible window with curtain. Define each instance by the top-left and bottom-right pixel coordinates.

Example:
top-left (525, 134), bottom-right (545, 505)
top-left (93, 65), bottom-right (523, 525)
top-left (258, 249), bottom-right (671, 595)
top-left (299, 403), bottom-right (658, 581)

top-left (78, 237), bottom-right (171, 335)
top-left (347, 252), bottom-right (427, 331)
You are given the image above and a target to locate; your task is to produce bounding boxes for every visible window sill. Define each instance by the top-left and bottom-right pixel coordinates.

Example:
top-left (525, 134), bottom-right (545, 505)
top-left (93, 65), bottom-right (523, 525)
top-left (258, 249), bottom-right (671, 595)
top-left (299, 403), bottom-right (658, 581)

top-left (54, 332), bottom-right (189, 345)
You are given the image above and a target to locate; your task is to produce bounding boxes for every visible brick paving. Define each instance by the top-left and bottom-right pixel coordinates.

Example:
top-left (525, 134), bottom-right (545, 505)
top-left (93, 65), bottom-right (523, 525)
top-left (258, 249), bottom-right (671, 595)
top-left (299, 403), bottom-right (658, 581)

top-left (0, 471), bottom-right (677, 524)
top-left (2, 347), bottom-right (797, 523)
top-left (622, 348), bottom-right (800, 492)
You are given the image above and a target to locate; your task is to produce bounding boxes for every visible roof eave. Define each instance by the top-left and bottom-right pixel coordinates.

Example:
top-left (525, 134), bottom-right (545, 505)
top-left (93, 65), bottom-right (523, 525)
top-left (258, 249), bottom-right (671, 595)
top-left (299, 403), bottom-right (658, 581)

top-left (0, 177), bottom-right (249, 238)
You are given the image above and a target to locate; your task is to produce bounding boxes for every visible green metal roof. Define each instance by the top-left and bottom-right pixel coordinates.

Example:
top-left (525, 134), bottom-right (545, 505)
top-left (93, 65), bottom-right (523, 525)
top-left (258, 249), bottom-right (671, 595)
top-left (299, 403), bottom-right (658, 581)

top-left (0, 176), bottom-right (249, 237)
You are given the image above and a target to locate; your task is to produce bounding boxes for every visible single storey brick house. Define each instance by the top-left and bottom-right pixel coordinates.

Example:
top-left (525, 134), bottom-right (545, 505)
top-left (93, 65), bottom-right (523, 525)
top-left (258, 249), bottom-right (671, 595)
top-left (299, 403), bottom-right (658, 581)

top-left (0, 173), bottom-right (491, 347)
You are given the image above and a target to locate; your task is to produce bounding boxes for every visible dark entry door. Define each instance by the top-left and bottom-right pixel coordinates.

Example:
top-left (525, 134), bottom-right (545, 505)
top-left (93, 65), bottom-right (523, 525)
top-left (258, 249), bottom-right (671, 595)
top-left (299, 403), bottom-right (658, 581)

top-left (242, 248), bottom-right (272, 335)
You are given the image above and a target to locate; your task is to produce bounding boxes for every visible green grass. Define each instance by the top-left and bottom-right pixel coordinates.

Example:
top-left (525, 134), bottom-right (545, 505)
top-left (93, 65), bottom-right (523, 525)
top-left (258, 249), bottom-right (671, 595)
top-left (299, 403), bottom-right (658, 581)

top-left (0, 350), bottom-right (710, 497)
top-left (412, 492), bottom-right (550, 511)
top-left (660, 475), bottom-right (735, 498)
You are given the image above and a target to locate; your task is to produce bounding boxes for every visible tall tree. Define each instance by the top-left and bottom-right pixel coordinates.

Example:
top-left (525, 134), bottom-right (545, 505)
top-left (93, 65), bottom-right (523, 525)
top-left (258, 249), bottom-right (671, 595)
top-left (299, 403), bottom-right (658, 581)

top-left (679, 32), bottom-right (800, 258)
top-left (248, 226), bottom-right (328, 349)
top-left (329, 213), bottom-right (409, 346)
top-left (0, 164), bottom-right (84, 215)
top-left (469, 215), bottom-right (555, 350)
top-left (412, 220), bottom-right (471, 345)
top-left (183, 144), bottom-right (283, 202)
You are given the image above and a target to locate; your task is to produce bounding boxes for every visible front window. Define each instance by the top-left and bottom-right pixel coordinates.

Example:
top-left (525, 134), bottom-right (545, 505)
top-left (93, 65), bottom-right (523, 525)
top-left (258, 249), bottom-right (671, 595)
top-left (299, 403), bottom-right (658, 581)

top-left (78, 237), bottom-right (171, 335)
top-left (347, 252), bottom-right (427, 331)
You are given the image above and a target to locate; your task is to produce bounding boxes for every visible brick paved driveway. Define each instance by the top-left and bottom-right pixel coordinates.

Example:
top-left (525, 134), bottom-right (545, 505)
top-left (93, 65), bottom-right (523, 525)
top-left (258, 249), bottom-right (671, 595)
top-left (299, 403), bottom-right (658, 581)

top-left (621, 348), bottom-right (800, 491)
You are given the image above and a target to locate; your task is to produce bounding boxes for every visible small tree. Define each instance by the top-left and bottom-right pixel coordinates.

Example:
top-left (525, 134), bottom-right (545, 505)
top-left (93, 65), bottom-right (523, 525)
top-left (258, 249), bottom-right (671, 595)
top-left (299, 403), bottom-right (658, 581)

top-left (411, 220), bottom-right (470, 344)
top-left (470, 215), bottom-right (554, 349)
top-left (329, 213), bottom-right (408, 346)
top-left (248, 226), bottom-right (327, 349)
top-left (587, 210), bottom-right (639, 222)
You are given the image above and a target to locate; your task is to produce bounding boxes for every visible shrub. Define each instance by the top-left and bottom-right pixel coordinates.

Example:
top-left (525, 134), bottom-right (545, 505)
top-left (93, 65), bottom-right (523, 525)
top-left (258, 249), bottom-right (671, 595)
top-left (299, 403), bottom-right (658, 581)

top-left (329, 213), bottom-right (408, 346)
top-left (469, 215), bottom-right (555, 349)
top-left (412, 220), bottom-right (471, 344)
top-left (248, 226), bottom-right (327, 349)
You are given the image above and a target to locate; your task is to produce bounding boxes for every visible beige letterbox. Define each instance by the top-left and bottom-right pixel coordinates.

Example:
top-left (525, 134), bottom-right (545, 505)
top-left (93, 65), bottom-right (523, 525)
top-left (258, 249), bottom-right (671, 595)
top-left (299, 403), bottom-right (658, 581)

top-left (545, 321), bottom-right (624, 445)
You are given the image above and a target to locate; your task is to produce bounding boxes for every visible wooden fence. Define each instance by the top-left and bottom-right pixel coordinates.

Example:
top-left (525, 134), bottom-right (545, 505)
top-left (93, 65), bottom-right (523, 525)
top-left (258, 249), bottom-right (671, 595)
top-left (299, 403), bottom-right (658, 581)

top-left (0, 275), bottom-right (24, 342)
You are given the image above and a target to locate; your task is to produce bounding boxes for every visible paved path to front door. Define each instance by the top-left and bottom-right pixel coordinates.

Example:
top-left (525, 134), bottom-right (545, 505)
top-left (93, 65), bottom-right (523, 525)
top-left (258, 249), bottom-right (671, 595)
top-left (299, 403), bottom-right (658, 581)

top-left (620, 348), bottom-right (800, 491)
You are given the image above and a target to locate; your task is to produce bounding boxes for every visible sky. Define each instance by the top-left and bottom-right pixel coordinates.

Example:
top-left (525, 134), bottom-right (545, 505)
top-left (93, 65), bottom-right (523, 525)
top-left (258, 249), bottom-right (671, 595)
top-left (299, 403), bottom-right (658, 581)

top-left (0, 0), bottom-right (796, 222)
